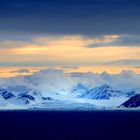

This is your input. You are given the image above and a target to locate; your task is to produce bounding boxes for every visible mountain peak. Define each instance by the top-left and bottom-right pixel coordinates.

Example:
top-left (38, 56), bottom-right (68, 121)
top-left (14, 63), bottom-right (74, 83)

top-left (71, 83), bottom-right (90, 95)
top-left (79, 84), bottom-right (125, 100)
top-left (101, 84), bottom-right (112, 89)
top-left (0, 89), bottom-right (15, 100)
top-left (121, 70), bottom-right (135, 76)
top-left (101, 71), bottom-right (109, 75)
top-left (121, 94), bottom-right (140, 108)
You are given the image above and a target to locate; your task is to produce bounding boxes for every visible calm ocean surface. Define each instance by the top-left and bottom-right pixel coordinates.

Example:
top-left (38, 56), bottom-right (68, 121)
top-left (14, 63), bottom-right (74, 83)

top-left (0, 111), bottom-right (140, 140)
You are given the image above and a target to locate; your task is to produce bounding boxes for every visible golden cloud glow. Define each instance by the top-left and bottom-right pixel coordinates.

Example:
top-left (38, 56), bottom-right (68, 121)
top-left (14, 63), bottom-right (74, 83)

top-left (0, 35), bottom-right (140, 76)
top-left (0, 66), bottom-right (140, 78)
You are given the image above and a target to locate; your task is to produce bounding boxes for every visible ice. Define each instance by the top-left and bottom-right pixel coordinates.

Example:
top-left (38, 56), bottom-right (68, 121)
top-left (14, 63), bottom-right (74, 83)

top-left (0, 68), bottom-right (139, 110)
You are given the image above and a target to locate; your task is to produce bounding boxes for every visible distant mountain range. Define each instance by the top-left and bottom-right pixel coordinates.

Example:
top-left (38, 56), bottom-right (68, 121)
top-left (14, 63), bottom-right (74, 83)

top-left (0, 88), bottom-right (56, 107)
top-left (0, 69), bottom-right (139, 109)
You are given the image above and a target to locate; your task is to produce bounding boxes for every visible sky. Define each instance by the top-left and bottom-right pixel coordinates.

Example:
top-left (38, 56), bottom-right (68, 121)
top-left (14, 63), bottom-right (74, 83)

top-left (0, 0), bottom-right (140, 77)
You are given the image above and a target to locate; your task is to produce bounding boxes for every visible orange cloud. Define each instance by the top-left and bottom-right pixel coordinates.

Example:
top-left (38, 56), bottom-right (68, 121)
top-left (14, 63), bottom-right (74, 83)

top-left (0, 35), bottom-right (140, 75)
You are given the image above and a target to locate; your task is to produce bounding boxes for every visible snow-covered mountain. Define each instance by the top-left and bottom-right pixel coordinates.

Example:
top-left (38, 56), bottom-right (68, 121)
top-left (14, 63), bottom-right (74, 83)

top-left (78, 84), bottom-right (126, 100)
top-left (71, 83), bottom-right (90, 96)
top-left (0, 88), bottom-right (15, 100)
top-left (0, 69), bottom-right (139, 109)
top-left (0, 88), bottom-right (56, 106)
top-left (120, 94), bottom-right (140, 108)
top-left (17, 89), bottom-right (43, 105)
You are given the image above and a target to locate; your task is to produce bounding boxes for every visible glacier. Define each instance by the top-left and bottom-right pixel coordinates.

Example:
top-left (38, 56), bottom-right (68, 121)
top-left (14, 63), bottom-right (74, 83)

top-left (0, 69), bottom-right (140, 110)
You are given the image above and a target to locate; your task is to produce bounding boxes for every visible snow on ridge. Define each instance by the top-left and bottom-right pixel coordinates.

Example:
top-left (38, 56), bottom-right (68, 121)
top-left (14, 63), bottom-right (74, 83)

top-left (0, 69), bottom-right (139, 109)
top-left (78, 84), bottom-right (126, 100)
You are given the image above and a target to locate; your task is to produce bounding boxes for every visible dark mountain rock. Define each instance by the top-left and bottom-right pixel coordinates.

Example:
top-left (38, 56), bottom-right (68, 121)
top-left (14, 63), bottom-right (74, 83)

top-left (0, 89), bottom-right (15, 99)
top-left (42, 97), bottom-right (55, 101)
top-left (121, 94), bottom-right (140, 108)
